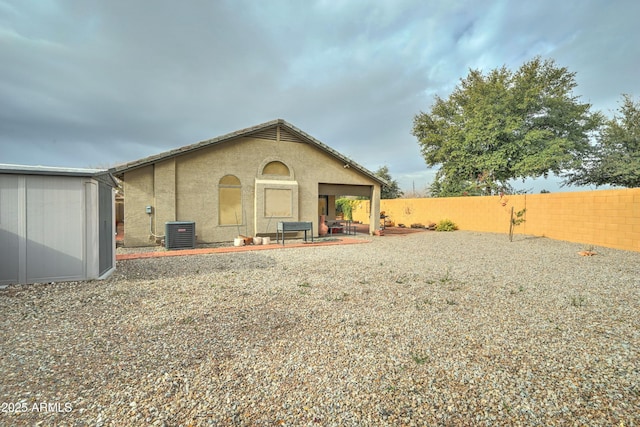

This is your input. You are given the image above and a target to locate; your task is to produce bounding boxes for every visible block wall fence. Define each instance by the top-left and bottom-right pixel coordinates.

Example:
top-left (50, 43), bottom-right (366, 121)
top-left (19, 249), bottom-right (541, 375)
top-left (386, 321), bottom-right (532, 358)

top-left (351, 188), bottom-right (640, 252)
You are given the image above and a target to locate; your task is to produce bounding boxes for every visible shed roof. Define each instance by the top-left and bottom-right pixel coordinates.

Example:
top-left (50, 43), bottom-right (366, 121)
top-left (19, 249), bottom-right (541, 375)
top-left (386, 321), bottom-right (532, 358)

top-left (0, 164), bottom-right (118, 187)
top-left (110, 119), bottom-right (386, 186)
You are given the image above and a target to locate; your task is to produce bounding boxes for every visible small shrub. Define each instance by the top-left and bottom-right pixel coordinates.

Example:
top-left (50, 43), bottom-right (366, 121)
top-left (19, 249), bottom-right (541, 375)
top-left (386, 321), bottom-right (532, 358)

top-left (509, 208), bottom-right (526, 242)
top-left (439, 268), bottom-right (452, 284)
top-left (410, 223), bottom-right (424, 229)
top-left (179, 316), bottom-right (195, 325)
top-left (435, 219), bottom-right (458, 232)
top-left (412, 354), bottom-right (430, 364)
top-left (336, 198), bottom-right (359, 220)
top-left (570, 295), bottom-right (587, 307)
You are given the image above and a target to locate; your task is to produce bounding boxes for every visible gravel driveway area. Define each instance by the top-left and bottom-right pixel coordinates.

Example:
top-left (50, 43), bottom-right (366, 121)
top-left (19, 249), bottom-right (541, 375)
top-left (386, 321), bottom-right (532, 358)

top-left (1, 231), bottom-right (639, 426)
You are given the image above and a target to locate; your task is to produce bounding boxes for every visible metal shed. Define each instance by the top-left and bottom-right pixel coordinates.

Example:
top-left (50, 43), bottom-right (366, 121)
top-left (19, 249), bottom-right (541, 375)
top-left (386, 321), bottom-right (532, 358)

top-left (0, 164), bottom-right (117, 286)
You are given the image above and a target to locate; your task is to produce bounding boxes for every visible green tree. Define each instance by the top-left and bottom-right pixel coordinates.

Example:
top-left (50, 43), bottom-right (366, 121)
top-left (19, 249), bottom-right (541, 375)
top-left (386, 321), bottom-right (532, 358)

top-left (563, 94), bottom-right (640, 188)
top-left (375, 165), bottom-right (403, 199)
top-left (428, 174), bottom-right (478, 197)
top-left (428, 171), bottom-right (519, 197)
top-left (412, 57), bottom-right (603, 196)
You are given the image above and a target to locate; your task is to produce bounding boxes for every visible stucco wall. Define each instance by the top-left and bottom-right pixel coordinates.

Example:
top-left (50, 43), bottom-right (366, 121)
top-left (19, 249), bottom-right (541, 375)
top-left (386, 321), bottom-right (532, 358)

top-left (352, 188), bottom-right (640, 252)
top-left (123, 166), bottom-right (154, 247)
top-left (123, 134), bottom-right (380, 245)
top-left (154, 159), bottom-right (176, 231)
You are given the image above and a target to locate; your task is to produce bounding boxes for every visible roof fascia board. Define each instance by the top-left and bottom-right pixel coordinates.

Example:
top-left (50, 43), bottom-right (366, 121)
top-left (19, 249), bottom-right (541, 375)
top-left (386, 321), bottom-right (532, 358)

top-left (279, 120), bottom-right (387, 186)
top-left (110, 119), bottom-right (281, 177)
top-left (110, 119), bottom-right (387, 186)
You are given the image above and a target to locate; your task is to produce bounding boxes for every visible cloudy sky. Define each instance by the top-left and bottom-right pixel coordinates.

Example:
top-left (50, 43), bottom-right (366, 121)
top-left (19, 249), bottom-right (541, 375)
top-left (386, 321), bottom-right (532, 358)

top-left (1, 0), bottom-right (638, 193)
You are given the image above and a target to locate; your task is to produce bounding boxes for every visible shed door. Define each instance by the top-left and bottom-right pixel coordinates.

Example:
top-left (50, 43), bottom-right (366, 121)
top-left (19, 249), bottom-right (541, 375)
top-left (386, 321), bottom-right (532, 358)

top-left (26, 176), bottom-right (84, 282)
top-left (98, 182), bottom-right (113, 276)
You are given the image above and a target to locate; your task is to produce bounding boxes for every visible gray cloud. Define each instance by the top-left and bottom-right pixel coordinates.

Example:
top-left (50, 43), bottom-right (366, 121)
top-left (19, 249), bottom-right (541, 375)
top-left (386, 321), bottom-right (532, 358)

top-left (1, 0), bottom-right (638, 192)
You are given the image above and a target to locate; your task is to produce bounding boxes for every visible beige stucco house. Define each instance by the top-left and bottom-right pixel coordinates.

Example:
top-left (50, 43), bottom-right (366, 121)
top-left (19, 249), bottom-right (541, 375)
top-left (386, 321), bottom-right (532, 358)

top-left (111, 119), bottom-right (384, 247)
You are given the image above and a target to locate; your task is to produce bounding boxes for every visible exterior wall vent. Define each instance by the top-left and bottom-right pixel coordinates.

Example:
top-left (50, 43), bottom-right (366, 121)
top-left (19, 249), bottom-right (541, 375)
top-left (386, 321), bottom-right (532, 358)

top-left (165, 221), bottom-right (196, 250)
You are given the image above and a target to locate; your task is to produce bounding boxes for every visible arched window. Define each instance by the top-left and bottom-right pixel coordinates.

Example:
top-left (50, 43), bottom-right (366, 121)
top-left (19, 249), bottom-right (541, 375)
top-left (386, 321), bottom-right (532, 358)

top-left (262, 161), bottom-right (290, 176)
top-left (219, 175), bottom-right (242, 225)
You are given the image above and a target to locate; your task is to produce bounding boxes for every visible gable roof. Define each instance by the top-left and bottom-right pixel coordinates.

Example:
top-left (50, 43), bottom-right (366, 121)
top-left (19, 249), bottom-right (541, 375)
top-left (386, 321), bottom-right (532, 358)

top-left (110, 119), bottom-right (386, 185)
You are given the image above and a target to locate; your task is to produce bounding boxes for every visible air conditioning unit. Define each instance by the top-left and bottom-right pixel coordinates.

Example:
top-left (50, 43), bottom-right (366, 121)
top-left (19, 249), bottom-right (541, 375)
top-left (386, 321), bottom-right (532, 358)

top-left (165, 221), bottom-right (196, 250)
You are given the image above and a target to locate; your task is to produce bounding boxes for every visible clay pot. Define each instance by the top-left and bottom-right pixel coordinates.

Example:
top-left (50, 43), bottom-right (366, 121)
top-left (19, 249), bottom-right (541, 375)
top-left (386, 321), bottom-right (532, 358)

top-left (319, 215), bottom-right (328, 236)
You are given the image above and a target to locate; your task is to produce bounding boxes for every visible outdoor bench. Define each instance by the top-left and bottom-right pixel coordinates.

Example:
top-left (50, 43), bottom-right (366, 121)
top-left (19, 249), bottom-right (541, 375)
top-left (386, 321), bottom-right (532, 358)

top-left (276, 221), bottom-right (314, 245)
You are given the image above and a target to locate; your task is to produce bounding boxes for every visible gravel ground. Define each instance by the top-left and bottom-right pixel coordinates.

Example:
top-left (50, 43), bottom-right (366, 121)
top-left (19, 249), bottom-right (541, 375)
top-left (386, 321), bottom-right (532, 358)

top-left (1, 231), bottom-right (639, 426)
